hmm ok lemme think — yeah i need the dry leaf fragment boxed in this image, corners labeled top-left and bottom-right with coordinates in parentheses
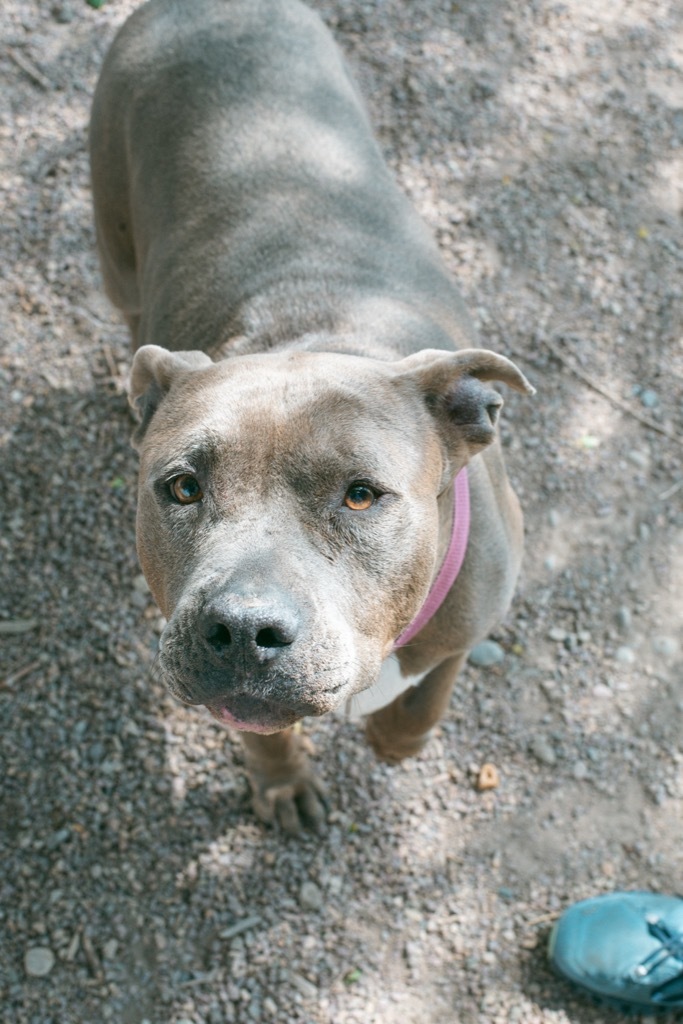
top-left (477, 763), bottom-right (500, 791)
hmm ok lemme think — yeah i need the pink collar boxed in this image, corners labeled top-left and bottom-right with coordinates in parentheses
top-left (394, 467), bottom-right (470, 648)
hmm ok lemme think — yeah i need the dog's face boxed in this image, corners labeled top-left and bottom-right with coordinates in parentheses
top-left (130, 345), bottom-right (532, 733)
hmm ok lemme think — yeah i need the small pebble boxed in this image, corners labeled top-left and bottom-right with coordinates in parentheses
top-left (102, 939), bottom-right (119, 960)
top-left (468, 640), bottom-right (505, 667)
top-left (615, 646), bottom-right (636, 665)
top-left (51, 2), bottom-right (74, 22)
top-left (300, 880), bottom-right (323, 912)
top-left (652, 636), bottom-right (678, 658)
top-left (289, 971), bottom-right (318, 1000)
top-left (547, 627), bottom-right (568, 642)
top-left (573, 761), bottom-right (589, 781)
top-left (472, 76), bottom-right (497, 99)
top-left (133, 573), bottom-right (150, 594)
top-left (25, 946), bottom-right (55, 977)
top-left (616, 606), bottom-right (632, 634)
top-left (628, 450), bottom-right (649, 469)
top-left (640, 389), bottom-right (659, 409)
top-left (530, 735), bottom-right (557, 766)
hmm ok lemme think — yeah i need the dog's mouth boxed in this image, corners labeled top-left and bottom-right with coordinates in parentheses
top-left (204, 694), bottom-right (322, 734)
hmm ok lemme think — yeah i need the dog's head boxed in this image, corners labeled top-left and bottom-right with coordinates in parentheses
top-left (129, 344), bottom-right (533, 732)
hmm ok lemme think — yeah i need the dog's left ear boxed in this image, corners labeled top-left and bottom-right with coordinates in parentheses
top-left (128, 345), bottom-right (214, 446)
top-left (395, 347), bottom-right (535, 466)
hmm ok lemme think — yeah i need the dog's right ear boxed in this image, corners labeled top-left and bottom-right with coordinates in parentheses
top-left (394, 347), bottom-right (535, 482)
top-left (128, 345), bottom-right (213, 446)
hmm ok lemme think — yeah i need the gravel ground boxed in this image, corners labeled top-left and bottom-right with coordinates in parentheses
top-left (1, 1), bottom-right (682, 1022)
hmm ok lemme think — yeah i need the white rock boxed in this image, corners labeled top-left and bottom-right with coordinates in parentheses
top-left (615, 646), bottom-right (636, 665)
top-left (24, 946), bottom-right (55, 977)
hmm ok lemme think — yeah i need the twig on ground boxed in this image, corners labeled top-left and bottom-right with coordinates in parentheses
top-left (102, 342), bottom-right (122, 384)
top-left (81, 930), bottom-right (104, 982)
top-left (526, 910), bottom-right (562, 928)
top-left (427, 772), bottom-right (452, 786)
top-left (7, 46), bottom-right (53, 91)
top-left (542, 334), bottom-right (683, 449)
top-left (73, 305), bottom-right (123, 331)
top-left (1, 659), bottom-right (42, 689)
top-left (659, 478), bottom-right (683, 501)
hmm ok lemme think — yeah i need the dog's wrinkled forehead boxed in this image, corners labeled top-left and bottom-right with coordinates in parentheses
top-left (141, 352), bottom-right (434, 488)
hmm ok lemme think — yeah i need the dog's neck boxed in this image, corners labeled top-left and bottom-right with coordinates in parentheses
top-left (394, 468), bottom-right (470, 648)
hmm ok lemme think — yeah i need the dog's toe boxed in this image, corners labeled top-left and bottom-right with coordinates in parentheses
top-left (251, 776), bottom-right (328, 834)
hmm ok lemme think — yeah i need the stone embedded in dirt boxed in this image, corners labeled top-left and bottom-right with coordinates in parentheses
top-left (133, 574), bottom-right (150, 594)
top-left (288, 971), bottom-right (318, 1000)
top-left (547, 627), bottom-right (568, 642)
top-left (616, 606), bottom-right (633, 634)
top-left (24, 946), bottom-right (55, 977)
top-left (468, 640), bottom-right (505, 667)
top-left (529, 735), bottom-right (557, 766)
top-left (299, 880), bottom-right (323, 912)
top-left (573, 761), bottom-right (589, 781)
top-left (615, 646), bottom-right (636, 665)
top-left (640, 389), bottom-right (659, 408)
top-left (652, 636), bottom-right (678, 659)
top-left (628, 449), bottom-right (650, 468)
top-left (51, 3), bottom-right (74, 23)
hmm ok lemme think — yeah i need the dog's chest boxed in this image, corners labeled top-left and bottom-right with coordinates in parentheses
top-left (342, 657), bottom-right (422, 720)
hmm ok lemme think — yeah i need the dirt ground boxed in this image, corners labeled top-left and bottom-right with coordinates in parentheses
top-left (1, 0), bottom-right (682, 1022)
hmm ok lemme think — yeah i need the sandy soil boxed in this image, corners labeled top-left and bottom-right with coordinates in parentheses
top-left (1, 0), bottom-right (682, 1022)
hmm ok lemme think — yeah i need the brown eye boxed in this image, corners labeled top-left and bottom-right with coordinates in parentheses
top-left (170, 474), bottom-right (203, 504)
top-left (344, 483), bottom-right (375, 511)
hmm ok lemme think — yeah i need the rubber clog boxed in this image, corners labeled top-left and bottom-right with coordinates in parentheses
top-left (549, 892), bottom-right (683, 1014)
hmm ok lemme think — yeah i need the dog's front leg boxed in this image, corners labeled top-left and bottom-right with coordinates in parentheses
top-left (240, 729), bottom-right (327, 833)
top-left (365, 654), bottom-right (465, 764)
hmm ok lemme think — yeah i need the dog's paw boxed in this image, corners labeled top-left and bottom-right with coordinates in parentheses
top-left (365, 714), bottom-right (427, 765)
top-left (250, 776), bottom-right (328, 833)
top-left (240, 729), bottom-right (328, 833)
top-left (249, 768), bottom-right (328, 834)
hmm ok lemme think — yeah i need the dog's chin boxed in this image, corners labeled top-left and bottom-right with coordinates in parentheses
top-left (203, 694), bottom-right (326, 734)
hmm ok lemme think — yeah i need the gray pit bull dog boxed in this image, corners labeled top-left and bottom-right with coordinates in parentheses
top-left (90, 0), bottom-right (534, 831)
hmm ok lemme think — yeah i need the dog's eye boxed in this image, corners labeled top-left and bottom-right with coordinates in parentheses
top-left (170, 474), bottom-right (203, 504)
top-left (343, 483), bottom-right (376, 511)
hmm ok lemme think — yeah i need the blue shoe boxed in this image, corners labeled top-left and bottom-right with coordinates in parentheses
top-left (549, 892), bottom-right (683, 1014)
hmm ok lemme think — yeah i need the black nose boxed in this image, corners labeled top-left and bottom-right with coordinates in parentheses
top-left (200, 591), bottom-right (300, 663)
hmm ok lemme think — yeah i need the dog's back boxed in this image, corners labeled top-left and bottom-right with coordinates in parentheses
top-left (90, 0), bottom-right (473, 356)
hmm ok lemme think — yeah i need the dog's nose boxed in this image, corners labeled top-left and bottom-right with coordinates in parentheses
top-left (200, 591), bottom-right (300, 663)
